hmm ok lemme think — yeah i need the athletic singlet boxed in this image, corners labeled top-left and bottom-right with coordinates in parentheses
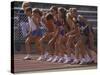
top-left (28, 17), bottom-right (37, 32)
top-left (77, 19), bottom-right (93, 36)
top-left (54, 20), bottom-right (65, 35)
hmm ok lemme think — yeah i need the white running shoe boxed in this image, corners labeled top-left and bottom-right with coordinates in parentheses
top-left (24, 54), bottom-right (32, 60)
top-left (37, 55), bottom-right (44, 61)
top-left (79, 58), bottom-right (87, 65)
top-left (71, 59), bottom-right (79, 64)
top-left (63, 57), bottom-right (71, 64)
top-left (71, 54), bottom-right (75, 60)
top-left (57, 57), bottom-right (63, 63)
top-left (51, 56), bottom-right (59, 63)
top-left (84, 55), bottom-right (91, 63)
top-left (46, 56), bottom-right (53, 62)
top-left (63, 54), bottom-right (71, 64)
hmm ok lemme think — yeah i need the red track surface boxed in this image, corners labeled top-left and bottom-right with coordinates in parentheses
top-left (13, 54), bottom-right (97, 73)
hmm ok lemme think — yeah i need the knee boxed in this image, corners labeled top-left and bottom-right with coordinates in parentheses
top-left (25, 38), bottom-right (31, 45)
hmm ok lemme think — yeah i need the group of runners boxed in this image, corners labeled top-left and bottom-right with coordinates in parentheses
top-left (21, 2), bottom-right (97, 64)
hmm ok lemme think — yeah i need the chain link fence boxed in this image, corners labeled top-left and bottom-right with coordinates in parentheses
top-left (14, 9), bottom-right (28, 52)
